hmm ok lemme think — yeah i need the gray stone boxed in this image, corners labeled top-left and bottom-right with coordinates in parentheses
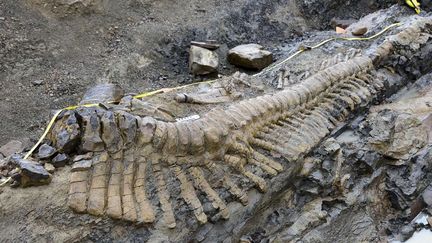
top-left (38, 144), bottom-right (56, 159)
top-left (323, 138), bottom-right (341, 154)
top-left (79, 83), bottom-right (124, 105)
top-left (51, 153), bottom-right (69, 167)
top-left (422, 186), bottom-right (432, 207)
top-left (191, 41), bottom-right (220, 50)
top-left (73, 152), bottom-right (93, 162)
top-left (352, 27), bottom-right (368, 36)
top-left (189, 45), bottom-right (219, 75)
top-left (11, 156), bottom-right (52, 187)
top-left (227, 44), bottom-right (273, 70)
top-left (0, 140), bottom-right (24, 157)
top-left (401, 225), bottom-right (415, 241)
top-left (31, 80), bottom-right (44, 86)
top-left (72, 160), bottom-right (92, 172)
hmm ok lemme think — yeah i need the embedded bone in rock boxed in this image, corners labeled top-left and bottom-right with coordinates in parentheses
top-left (175, 90), bottom-right (232, 104)
top-left (367, 89), bottom-right (432, 160)
top-left (46, 16), bottom-right (432, 238)
top-left (119, 96), bottom-right (176, 122)
top-left (175, 84), bottom-right (236, 104)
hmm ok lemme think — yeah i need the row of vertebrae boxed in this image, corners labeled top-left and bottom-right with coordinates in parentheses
top-left (54, 17), bottom-right (432, 228)
top-left (64, 55), bottom-right (378, 228)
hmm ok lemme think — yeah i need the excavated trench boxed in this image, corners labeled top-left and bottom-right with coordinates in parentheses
top-left (1, 1), bottom-right (432, 243)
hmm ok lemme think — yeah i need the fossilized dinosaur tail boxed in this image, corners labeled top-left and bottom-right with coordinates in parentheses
top-left (47, 17), bottom-right (432, 228)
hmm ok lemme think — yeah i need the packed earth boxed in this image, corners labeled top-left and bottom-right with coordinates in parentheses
top-left (1, 1), bottom-right (432, 242)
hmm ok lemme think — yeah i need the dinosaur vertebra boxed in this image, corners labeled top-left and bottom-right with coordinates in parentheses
top-left (46, 17), bottom-right (432, 228)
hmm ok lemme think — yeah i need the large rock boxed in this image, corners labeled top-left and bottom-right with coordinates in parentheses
top-left (80, 83), bottom-right (124, 105)
top-left (227, 44), bottom-right (273, 70)
top-left (0, 140), bottom-right (24, 157)
top-left (189, 45), bottom-right (219, 75)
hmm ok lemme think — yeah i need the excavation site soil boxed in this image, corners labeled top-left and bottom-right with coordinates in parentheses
top-left (1, 0), bottom-right (432, 242)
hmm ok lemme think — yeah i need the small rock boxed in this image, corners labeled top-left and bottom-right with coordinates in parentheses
top-left (227, 44), bottom-right (273, 70)
top-left (189, 45), bottom-right (219, 75)
top-left (352, 27), bottom-right (368, 36)
top-left (0, 140), bottom-right (24, 157)
top-left (44, 163), bottom-right (55, 173)
top-left (31, 80), bottom-right (44, 86)
top-left (51, 153), bottom-right (69, 167)
top-left (400, 225), bottom-right (415, 241)
top-left (322, 138), bottom-right (340, 154)
top-left (37, 144), bottom-right (56, 159)
top-left (73, 153), bottom-right (93, 163)
top-left (191, 41), bottom-right (220, 50)
top-left (310, 170), bottom-right (325, 185)
top-left (72, 160), bottom-right (92, 172)
top-left (422, 186), bottom-right (432, 206)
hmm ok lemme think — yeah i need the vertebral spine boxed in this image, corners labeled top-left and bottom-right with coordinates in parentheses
top-left (46, 17), bottom-right (432, 227)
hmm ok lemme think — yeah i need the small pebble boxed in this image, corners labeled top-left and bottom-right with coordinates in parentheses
top-left (44, 163), bottom-right (55, 173)
top-left (31, 80), bottom-right (44, 86)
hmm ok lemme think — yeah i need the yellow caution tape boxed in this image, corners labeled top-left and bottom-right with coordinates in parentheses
top-left (24, 22), bottom-right (401, 160)
top-left (23, 79), bottom-right (216, 159)
top-left (0, 177), bottom-right (12, 187)
top-left (24, 109), bottom-right (63, 159)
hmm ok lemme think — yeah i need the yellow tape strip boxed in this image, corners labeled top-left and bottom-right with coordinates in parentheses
top-left (24, 109), bottom-right (63, 159)
top-left (23, 79), bottom-right (215, 159)
top-left (23, 22), bottom-right (401, 160)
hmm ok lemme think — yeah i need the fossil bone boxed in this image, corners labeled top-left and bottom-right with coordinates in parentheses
top-left (45, 17), bottom-right (432, 228)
